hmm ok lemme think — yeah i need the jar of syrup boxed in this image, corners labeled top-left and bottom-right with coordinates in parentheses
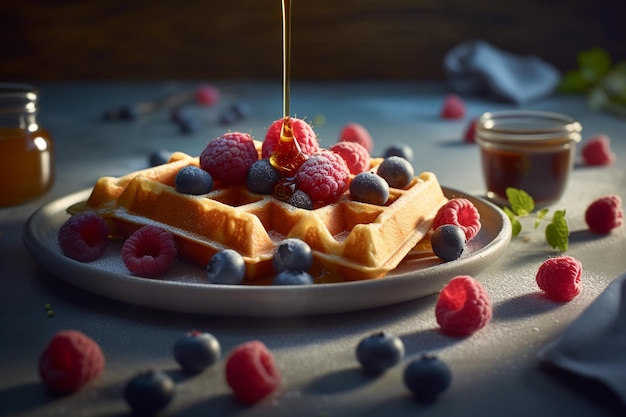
top-left (475, 110), bottom-right (581, 207)
top-left (0, 83), bottom-right (54, 207)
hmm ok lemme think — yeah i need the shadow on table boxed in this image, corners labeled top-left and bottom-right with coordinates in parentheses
top-left (0, 382), bottom-right (50, 416)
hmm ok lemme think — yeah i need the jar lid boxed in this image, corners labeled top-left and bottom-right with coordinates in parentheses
top-left (0, 83), bottom-right (38, 114)
top-left (476, 110), bottom-right (582, 148)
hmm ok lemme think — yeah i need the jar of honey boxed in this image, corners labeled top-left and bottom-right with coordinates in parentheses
top-left (0, 83), bottom-right (54, 207)
top-left (475, 110), bottom-right (582, 207)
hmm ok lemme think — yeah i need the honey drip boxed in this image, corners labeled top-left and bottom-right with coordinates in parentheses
top-left (269, 0), bottom-right (307, 175)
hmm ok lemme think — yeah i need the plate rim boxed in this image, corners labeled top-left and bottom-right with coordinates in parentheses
top-left (23, 187), bottom-right (511, 316)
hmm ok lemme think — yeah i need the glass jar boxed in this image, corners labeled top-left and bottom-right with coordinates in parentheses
top-left (0, 83), bottom-right (55, 207)
top-left (475, 110), bottom-right (582, 207)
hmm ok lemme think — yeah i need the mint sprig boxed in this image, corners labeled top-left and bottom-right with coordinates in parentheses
top-left (503, 188), bottom-right (569, 252)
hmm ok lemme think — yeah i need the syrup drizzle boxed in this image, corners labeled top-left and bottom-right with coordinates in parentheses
top-left (269, 0), bottom-right (307, 177)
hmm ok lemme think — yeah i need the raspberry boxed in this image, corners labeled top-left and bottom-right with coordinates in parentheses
top-left (535, 256), bottom-right (582, 301)
top-left (432, 198), bottom-right (481, 241)
top-left (338, 122), bottom-right (374, 152)
top-left (581, 134), bottom-right (615, 166)
top-left (463, 117), bottom-right (478, 143)
top-left (195, 84), bottom-right (220, 106)
top-left (435, 275), bottom-right (492, 336)
top-left (262, 118), bottom-right (320, 159)
top-left (585, 195), bottom-right (623, 234)
top-left (200, 132), bottom-right (259, 185)
top-left (225, 340), bottom-right (281, 404)
top-left (39, 330), bottom-right (105, 393)
top-left (58, 212), bottom-right (109, 262)
top-left (440, 94), bottom-right (466, 120)
top-left (330, 141), bottom-right (370, 174)
top-left (122, 225), bottom-right (177, 277)
top-left (295, 151), bottom-right (350, 204)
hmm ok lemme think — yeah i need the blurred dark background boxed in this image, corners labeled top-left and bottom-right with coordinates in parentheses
top-left (1, 0), bottom-right (624, 81)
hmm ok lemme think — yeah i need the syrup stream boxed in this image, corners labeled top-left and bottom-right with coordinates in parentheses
top-left (270, 0), bottom-right (307, 176)
top-left (282, 0), bottom-right (291, 119)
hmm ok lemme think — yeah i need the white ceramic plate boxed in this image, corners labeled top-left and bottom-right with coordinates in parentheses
top-left (23, 187), bottom-right (511, 317)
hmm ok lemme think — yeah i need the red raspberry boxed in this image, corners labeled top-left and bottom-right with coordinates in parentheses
top-left (200, 132), bottom-right (259, 185)
top-left (463, 117), bottom-right (478, 143)
top-left (122, 225), bottom-right (177, 277)
top-left (435, 275), bottom-right (492, 336)
top-left (58, 212), bottom-right (109, 262)
top-left (39, 330), bottom-right (105, 393)
top-left (195, 84), bottom-right (221, 106)
top-left (330, 141), bottom-right (371, 174)
top-left (585, 195), bottom-right (623, 234)
top-left (535, 256), bottom-right (582, 302)
top-left (581, 134), bottom-right (616, 166)
top-left (296, 151), bottom-right (350, 204)
top-left (440, 94), bottom-right (466, 120)
top-left (225, 340), bottom-right (281, 404)
top-left (432, 198), bottom-right (481, 241)
top-left (262, 118), bottom-right (320, 159)
top-left (338, 122), bottom-right (374, 152)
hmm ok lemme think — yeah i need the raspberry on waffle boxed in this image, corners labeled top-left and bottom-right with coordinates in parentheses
top-left (70, 152), bottom-right (447, 282)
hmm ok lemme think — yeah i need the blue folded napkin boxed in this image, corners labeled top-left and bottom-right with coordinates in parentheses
top-left (444, 40), bottom-right (561, 104)
top-left (537, 272), bottom-right (626, 406)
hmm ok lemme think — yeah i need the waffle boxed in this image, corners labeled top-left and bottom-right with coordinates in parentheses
top-left (71, 151), bottom-right (447, 282)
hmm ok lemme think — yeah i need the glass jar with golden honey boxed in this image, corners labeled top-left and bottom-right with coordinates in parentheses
top-left (0, 83), bottom-right (54, 207)
top-left (475, 110), bottom-right (582, 207)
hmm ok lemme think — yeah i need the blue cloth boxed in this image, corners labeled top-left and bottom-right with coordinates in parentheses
top-left (444, 40), bottom-right (561, 104)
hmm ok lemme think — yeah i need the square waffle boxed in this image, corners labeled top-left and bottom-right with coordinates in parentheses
top-left (71, 151), bottom-right (448, 282)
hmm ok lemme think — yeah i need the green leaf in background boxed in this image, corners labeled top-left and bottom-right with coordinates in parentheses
top-left (559, 70), bottom-right (590, 93)
top-left (578, 47), bottom-right (612, 84)
top-left (534, 208), bottom-right (550, 229)
top-left (545, 210), bottom-right (569, 252)
top-left (559, 47), bottom-right (626, 117)
top-left (505, 188), bottom-right (534, 216)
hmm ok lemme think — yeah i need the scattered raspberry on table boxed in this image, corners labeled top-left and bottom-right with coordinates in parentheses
top-left (581, 134), bottom-right (616, 166)
top-left (435, 275), bottom-right (492, 336)
top-left (585, 195), bottom-right (623, 234)
top-left (39, 330), bottom-right (105, 393)
top-left (225, 340), bottom-right (281, 404)
top-left (535, 256), bottom-right (582, 302)
top-left (440, 94), bottom-right (466, 120)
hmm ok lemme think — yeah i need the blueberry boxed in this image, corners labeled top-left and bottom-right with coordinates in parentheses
top-left (377, 156), bottom-right (415, 189)
top-left (383, 143), bottom-right (414, 163)
top-left (175, 166), bottom-right (214, 195)
top-left (356, 331), bottom-right (405, 374)
top-left (350, 171), bottom-right (390, 205)
top-left (272, 270), bottom-right (314, 285)
top-left (403, 354), bottom-right (452, 401)
top-left (431, 224), bottom-right (466, 262)
top-left (149, 149), bottom-right (173, 167)
top-left (173, 331), bottom-right (221, 373)
top-left (231, 101), bottom-right (252, 118)
top-left (285, 189), bottom-right (314, 210)
top-left (206, 249), bottom-right (246, 285)
top-left (272, 238), bottom-right (313, 273)
top-left (124, 370), bottom-right (175, 416)
top-left (177, 116), bottom-right (201, 134)
top-left (218, 102), bottom-right (251, 125)
top-left (247, 159), bottom-right (282, 194)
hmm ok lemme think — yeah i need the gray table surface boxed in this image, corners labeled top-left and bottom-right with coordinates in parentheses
top-left (1, 81), bottom-right (625, 417)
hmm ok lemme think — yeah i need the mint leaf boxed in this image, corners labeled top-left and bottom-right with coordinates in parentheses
top-left (545, 210), bottom-right (569, 252)
top-left (558, 70), bottom-right (590, 93)
top-left (578, 48), bottom-right (612, 84)
top-left (534, 208), bottom-right (549, 229)
top-left (511, 217), bottom-right (522, 237)
top-left (505, 188), bottom-right (534, 216)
